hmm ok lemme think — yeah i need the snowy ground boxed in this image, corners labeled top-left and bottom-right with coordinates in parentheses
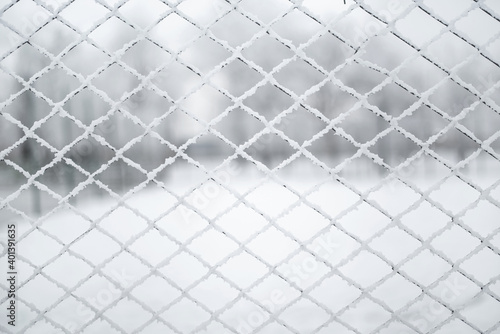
top-left (1, 167), bottom-right (500, 334)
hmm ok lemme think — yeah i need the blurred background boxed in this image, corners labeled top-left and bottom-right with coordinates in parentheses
top-left (1, 0), bottom-right (500, 218)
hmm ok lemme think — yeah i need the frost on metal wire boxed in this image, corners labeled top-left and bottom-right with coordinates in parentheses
top-left (0, 0), bottom-right (500, 333)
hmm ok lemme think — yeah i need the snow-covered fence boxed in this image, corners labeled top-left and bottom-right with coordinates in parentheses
top-left (1, 0), bottom-right (500, 333)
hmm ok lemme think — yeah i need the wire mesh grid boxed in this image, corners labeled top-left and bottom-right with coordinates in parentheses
top-left (0, 0), bottom-right (500, 333)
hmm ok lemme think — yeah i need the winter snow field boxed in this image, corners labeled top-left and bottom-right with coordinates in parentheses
top-left (1, 164), bottom-right (500, 334)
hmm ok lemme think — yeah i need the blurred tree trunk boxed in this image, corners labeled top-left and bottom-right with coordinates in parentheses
top-left (18, 85), bottom-right (42, 215)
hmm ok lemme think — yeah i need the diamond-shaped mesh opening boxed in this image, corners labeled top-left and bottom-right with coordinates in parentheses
top-left (397, 153), bottom-right (450, 191)
top-left (95, 112), bottom-right (144, 149)
top-left (460, 293), bottom-right (500, 332)
top-left (1, 43), bottom-right (51, 81)
top-left (131, 274), bottom-right (181, 312)
top-left (339, 202), bottom-right (391, 240)
top-left (100, 207), bottom-right (148, 243)
top-left (104, 298), bottom-right (152, 332)
top-left (247, 226), bottom-right (299, 265)
top-left (460, 248), bottom-right (500, 285)
top-left (241, 0), bottom-right (291, 24)
top-left (211, 58), bottom-right (264, 97)
top-left (308, 129), bottom-right (358, 168)
top-left (280, 298), bottom-right (330, 332)
top-left (95, 158), bottom-right (148, 193)
top-left (371, 273), bottom-right (421, 311)
top-left (368, 82), bottom-right (418, 117)
top-left (180, 35), bottom-right (231, 74)
top-left (275, 106), bottom-right (326, 144)
top-left (424, 0), bottom-right (473, 23)
top-left (210, 10), bottom-right (261, 48)
top-left (342, 299), bottom-right (392, 333)
top-left (33, 67), bottom-right (81, 102)
top-left (61, 41), bottom-right (110, 77)
top-left (430, 127), bottom-right (480, 165)
top-left (243, 82), bottom-right (295, 120)
top-left (397, 55), bottom-right (448, 93)
top-left (65, 136), bottom-right (115, 173)
top-left (427, 30), bottom-right (477, 69)
top-left (333, 7), bottom-right (385, 48)
top-left (122, 39), bottom-right (172, 76)
top-left (275, 58), bottom-right (325, 96)
top-left (460, 150), bottom-right (500, 189)
top-left (2, 90), bottom-right (52, 127)
top-left (245, 133), bottom-right (296, 169)
top-left (154, 109), bottom-right (204, 146)
top-left (69, 229), bottom-right (121, 265)
top-left (152, 62), bottom-right (203, 101)
top-left (457, 55), bottom-right (500, 93)
top-left (59, 0), bottom-right (109, 31)
top-left (459, 103), bottom-right (500, 141)
top-left (185, 132), bottom-right (234, 168)
top-left (123, 133), bottom-right (175, 171)
top-left (306, 33), bottom-right (351, 72)
top-left (401, 295), bottom-right (452, 332)
top-left (92, 63), bottom-right (140, 102)
top-left (402, 201), bottom-right (451, 239)
top-left (310, 275), bottom-right (361, 312)
top-left (461, 200), bottom-right (500, 238)
top-left (303, 0), bottom-right (352, 22)
top-left (43, 253), bottom-right (93, 289)
top-left (399, 105), bottom-right (449, 142)
top-left (361, 32), bottom-right (417, 71)
top-left (39, 209), bottom-right (91, 244)
top-left (396, 7), bottom-right (445, 48)
top-left (35, 114), bottom-right (84, 150)
top-left (339, 107), bottom-right (390, 143)
top-left (306, 82), bottom-right (358, 119)
top-left (1, 0), bottom-right (52, 36)
top-left (400, 249), bottom-right (452, 287)
top-left (337, 62), bottom-right (388, 95)
top-left (430, 175), bottom-right (481, 214)
top-left (18, 274), bottom-right (66, 311)
top-left (2, 1), bottom-right (500, 333)
top-left (273, 9), bottom-right (323, 46)
top-left (119, 0), bottom-right (169, 29)
top-left (64, 87), bottom-right (111, 124)
top-left (340, 154), bottom-right (391, 191)
top-left (367, 179), bottom-right (421, 216)
top-left (213, 107), bottom-right (264, 146)
top-left (215, 204), bottom-right (267, 242)
top-left (182, 84), bottom-right (233, 123)
top-left (88, 16), bottom-right (138, 54)
top-left (219, 251), bottom-right (268, 288)
top-left (178, 0), bottom-right (230, 26)
top-left (369, 130), bottom-right (421, 167)
top-left (6, 137), bottom-right (54, 174)
top-left (242, 34), bottom-right (295, 73)
top-left (35, 160), bottom-right (87, 196)
top-left (432, 225), bottom-right (481, 262)
top-left (190, 274), bottom-right (239, 311)
top-left (18, 229), bottom-right (63, 266)
top-left (121, 88), bottom-right (173, 124)
top-left (31, 19), bottom-right (80, 56)
top-left (149, 13), bottom-right (202, 52)
top-left (428, 79), bottom-right (477, 117)
top-left (456, 8), bottom-right (500, 46)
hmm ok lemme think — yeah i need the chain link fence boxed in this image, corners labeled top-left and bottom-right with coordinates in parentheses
top-left (1, 0), bottom-right (500, 333)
